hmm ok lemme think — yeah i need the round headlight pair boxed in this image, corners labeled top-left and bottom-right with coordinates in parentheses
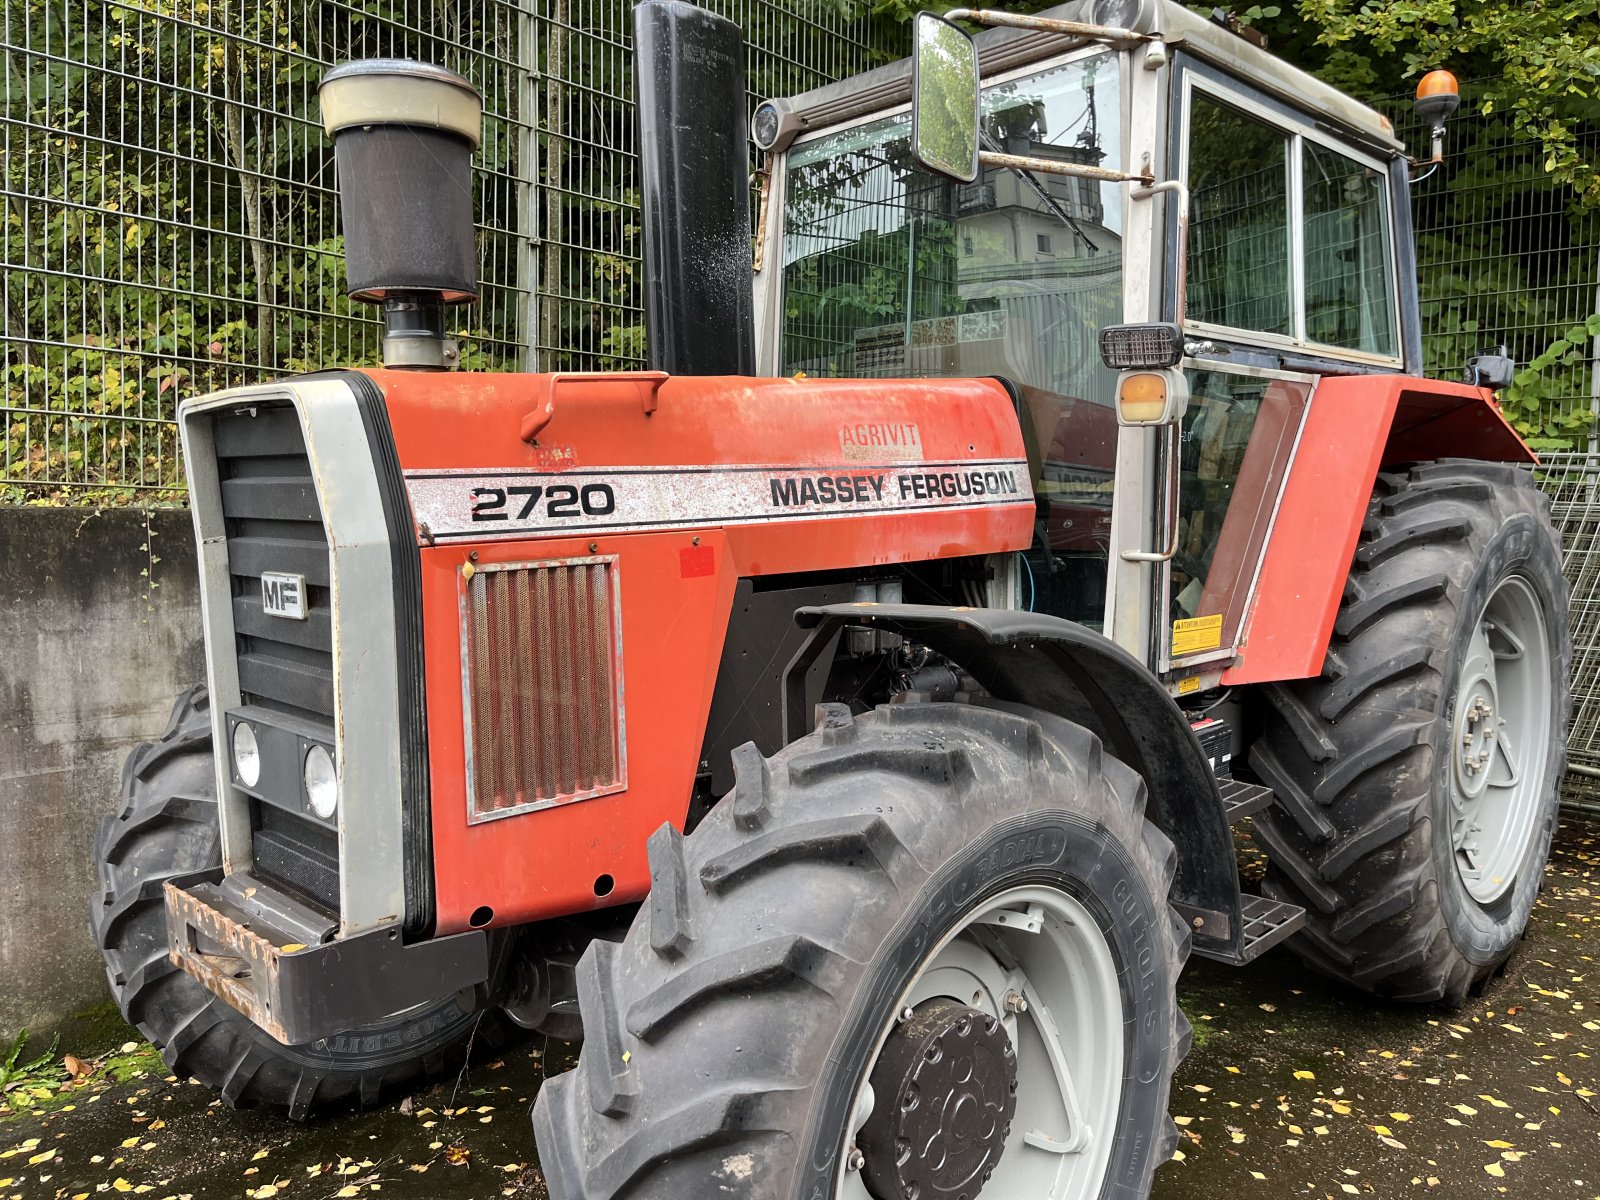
top-left (230, 722), bottom-right (337, 821)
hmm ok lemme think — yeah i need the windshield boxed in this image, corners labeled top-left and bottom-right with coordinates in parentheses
top-left (778, 51), bottom-right (1125, 625)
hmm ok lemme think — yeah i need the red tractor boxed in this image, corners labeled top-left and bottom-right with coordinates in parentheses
top-left (91, 3), bottom-right (1569, 1198)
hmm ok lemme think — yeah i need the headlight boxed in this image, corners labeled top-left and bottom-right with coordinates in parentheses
top-left (751, 101), bottom-right (782, 150)
top-left (304, 744), bottom-right (339, 820)
top-left (232, 721), bottom-right (262, 787)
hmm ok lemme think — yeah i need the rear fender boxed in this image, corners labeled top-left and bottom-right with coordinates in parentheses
top-left (787, 603), bottom-right (1244, 960)
top-left (1225, 376), bottom-right (1535, 687)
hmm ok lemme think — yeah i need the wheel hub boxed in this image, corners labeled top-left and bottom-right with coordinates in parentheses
top-left (858, 998), bottom-right (1017, 1200)
top-left (1453, 677), bottom-right (1498, 800)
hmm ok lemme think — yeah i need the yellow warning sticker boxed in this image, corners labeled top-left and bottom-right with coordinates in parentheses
top-left (1176, 675), bottom-right (1201, 695)
top-left (1171, 613), bottom-right (1224, 657)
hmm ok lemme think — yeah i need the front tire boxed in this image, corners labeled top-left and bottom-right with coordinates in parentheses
top-left (533, 701), bottom-right (1189, 1199)
top-left (1249, 460), bottom-right (1570, 1004)
top-left (90, 685), bottom-right (496, 1118)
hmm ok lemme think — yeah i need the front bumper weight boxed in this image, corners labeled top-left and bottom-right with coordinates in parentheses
top-left (164, 876), bottom-right (487, 1046)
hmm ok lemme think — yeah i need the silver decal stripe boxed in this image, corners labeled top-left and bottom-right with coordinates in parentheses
top-left (404, 459), bottom-right (1031, 541)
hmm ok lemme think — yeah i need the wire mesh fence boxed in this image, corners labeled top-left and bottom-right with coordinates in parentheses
top-left (1399, 85), bottom-right (1600, 446)
top-left (1538, 453), bottom-right (1600, 810)
top-left (1, 0), bottom-right (897, 500)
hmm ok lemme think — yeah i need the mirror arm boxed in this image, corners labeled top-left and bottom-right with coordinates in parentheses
top-left (979, 131), bottom-right (1100, 253)
top-left (978, 150), bottom-right (1152, 186)
top-left (944, 8), bottom-right (1152, 43)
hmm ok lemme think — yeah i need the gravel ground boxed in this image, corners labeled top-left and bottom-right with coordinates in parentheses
top-left (4, 815), bottom-right (1597, 1200)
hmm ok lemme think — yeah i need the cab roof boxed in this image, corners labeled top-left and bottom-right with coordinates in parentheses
top-left (765, 0), bottom-right (1404, 158)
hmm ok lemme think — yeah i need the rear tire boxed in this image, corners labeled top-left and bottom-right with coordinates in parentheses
top-left (90, 685), bottom-right (496, 1118)
top-left (1249, 460), bottom-right (1569, 1005)
top-left (532, 701), bottom-right (1189, 1199)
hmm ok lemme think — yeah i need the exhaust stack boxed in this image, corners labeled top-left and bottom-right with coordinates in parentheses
top-left (633, 0), bottom-right (756, 376)
top-left (319, 60), bottom-right (482, 370)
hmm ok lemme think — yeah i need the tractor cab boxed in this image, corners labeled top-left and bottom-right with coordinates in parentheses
top-left (752, 0), bottom-right (1422, 690)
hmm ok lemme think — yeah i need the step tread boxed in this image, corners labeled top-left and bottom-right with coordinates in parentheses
top-left (1218, 777), bottom-right (1275, 823)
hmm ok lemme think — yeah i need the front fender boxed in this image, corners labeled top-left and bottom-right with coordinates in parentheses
top-left (787, 603), bottom-right (1244, 961)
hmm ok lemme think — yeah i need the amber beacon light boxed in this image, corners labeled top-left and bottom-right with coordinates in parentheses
top-left (1414, 69), bottom-right (1460, 165)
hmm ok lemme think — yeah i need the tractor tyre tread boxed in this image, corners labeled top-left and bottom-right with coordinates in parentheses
top-left (91, 686), bottom-right (501, 1119)
top-left (533, 701), bottom-right (1188, 1200)
top-left (1250, 459), bottom-right (1570, 1006)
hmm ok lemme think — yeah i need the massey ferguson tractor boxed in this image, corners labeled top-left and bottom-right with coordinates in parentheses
top-left (89, 2), bottom-right (1570, 1198)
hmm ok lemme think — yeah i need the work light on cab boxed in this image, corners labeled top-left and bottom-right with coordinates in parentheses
top-left (1099, 322), bottom-right (1184, 370)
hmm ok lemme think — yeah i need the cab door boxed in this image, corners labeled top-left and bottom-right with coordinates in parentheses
top-left (1153, 57), bottom-right (1404, 689)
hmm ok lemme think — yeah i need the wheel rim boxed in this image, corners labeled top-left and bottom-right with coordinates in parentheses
top-left (1449, 574), bottom-right (1552, 905)
top-left (834, 885), bottom-right (1125, 1200)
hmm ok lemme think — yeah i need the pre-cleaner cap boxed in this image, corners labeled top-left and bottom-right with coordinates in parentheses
top-left (319, 59), bottom-right (482, 149)
top-left (318, 58), bottom-right (482, 307)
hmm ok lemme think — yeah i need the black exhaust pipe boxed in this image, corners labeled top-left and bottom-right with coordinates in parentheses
top-left (632, 0), bottom-right (756, 377)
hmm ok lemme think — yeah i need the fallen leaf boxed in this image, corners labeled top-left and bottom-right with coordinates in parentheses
top-left (1293, 1070), bottom-right (1315, 1081)
top-left (1484, 1163), bottom-right (1505, 1178)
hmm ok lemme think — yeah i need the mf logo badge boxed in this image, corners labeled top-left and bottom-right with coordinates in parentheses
top-left (261, 572), bottom-right (308, 620)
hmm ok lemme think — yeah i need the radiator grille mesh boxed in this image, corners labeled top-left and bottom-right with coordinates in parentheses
top-left (462, 557), bottom-right (624, 821)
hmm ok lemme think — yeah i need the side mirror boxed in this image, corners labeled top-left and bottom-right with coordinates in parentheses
top-left (911, 11), bottom-right (981, 183)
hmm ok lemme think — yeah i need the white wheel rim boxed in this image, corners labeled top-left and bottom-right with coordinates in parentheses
top-left (1450, 574), bottom-right (1552, 905)
top-left (835, 884), bottom-right (1125, 1200)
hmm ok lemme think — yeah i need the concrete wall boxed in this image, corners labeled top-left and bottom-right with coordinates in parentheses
top-left (0, 508), bottom-right (204, 1038)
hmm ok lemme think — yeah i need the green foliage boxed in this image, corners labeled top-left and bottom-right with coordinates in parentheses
top-left (3, 0), bottom-right (523, 497)
top-left (0, 1030), bottom-right (60, 1112)
top-left (1505, 314), bottom-right (1600, 448)
top-left (1280, 0), bottom-right (1600, 205)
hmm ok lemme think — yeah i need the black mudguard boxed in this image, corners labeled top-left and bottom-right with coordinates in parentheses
top-left (787, 603), bottom-right (1244, 961)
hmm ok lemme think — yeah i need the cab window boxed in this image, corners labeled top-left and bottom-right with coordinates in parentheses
top-left (1186, 96), bottom-right (1291, 336)
top-left (1182, 84), bottom-right (1399, 359)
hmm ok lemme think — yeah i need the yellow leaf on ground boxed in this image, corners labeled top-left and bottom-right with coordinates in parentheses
top-left (1484, 1163), bottom-right (1505, 1178)
top-left (1293, 1070), bottom-right (1315, 1081)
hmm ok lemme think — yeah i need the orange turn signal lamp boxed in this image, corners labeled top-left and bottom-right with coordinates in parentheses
top-left (1116, 367), bottom-right (1189, 427)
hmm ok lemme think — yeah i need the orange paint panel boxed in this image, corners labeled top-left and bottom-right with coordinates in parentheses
top-left (381, 371), bottom-right (1034, 930)
top-left (423, 528), bottom-right (739, 933)
top-left (1223, 376), bottom-right (1400, 686)
top-left (1225, 375), bottom-right (1535, 686)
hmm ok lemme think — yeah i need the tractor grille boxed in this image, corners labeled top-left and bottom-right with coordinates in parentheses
top-left (213, 403), bottom-right (340, 912)
top-left (461, 557), bottom-right (625, 822)
top-left (214, 405), bottom-right (334, 722)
